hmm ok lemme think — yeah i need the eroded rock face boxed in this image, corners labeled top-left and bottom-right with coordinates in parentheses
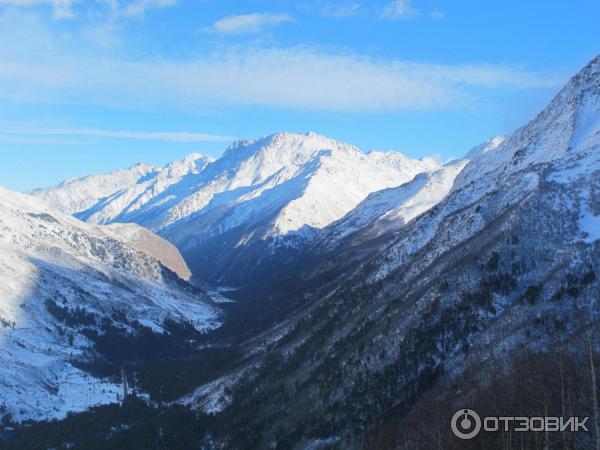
top-left (106, 223), bottom-right (192, 281)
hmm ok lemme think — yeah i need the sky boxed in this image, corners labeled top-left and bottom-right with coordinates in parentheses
top-left (0, 0), bottom-right (599, 191)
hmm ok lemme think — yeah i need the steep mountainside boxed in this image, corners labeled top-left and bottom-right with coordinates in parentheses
top-left (0, 186), bottom-right (219, 423)
top-left (186, 56), bottom-right (600, 449)
top-left (35, 133), bottom-right (439, 286)
top-left (314, 158), bottom-right (470, 251)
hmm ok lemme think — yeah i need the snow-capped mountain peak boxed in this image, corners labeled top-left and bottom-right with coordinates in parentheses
top-left (220, 131), bottom-right (363, 178)
top-left (464, 135), bottom-right (506, 159)
top-left (455, 56), bottom-right (600, 195)
top-left (164, 153), bottom-right (214, 178)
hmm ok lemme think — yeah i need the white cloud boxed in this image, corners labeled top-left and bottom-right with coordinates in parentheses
top-left (0, 122), bottom-right (233, 142)
top-left (0, 0), bottom-right (76, 19)
top-left (381, 0), bottom-right (419, 20)
top-left (0, 134), bottom-right (85, 145)
top-left (209, 13), bottom-right (293, 35)
top-left (0, 0), bottom-right (178, 19)
top-left (321, 3), bottom-right (360, 18)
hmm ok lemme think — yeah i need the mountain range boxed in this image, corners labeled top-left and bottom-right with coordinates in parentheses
top-left (33, 132), bottom-right (439, 286)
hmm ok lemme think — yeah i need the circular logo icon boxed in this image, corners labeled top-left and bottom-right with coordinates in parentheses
top-left (451, 409), bottom-right (481, 440)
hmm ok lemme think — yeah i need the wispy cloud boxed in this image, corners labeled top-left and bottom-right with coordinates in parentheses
top-left (0, 0), bottom-right (179, 19)
top-left (208, 12), bottom-right (293, 35)
top-left (381, 0), bottom-right (419, 20)
top-left (0, 134), bottom-right (85, 145)
top-left (0, 11), bottom-right (562, 113)
top-left (0, 0), bottom-right (76, 19)
top-left (321, 2), bottom-right (360, 18)
top-left (122, 0), bottom-right (178, 18)
top-left (0, 48), bottom-right (561, 112)
top-left (0, 123), bottom-right (234, 143)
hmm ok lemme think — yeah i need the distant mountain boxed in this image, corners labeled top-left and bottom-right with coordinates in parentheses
top-left (35, 132), bottom-right (439, 286)
top-left (33, 154), bottom-right (214, 224)
top-left (0, 186), bottom-right (219, 422)
top-left (182, 55), bottom-right (600, 448)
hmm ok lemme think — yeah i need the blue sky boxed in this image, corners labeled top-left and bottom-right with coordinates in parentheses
top-left (0, 0), bottom-right (598, 191)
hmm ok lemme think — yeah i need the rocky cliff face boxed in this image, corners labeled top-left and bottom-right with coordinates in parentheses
top-left (105, 223), bottom-right (192, 281)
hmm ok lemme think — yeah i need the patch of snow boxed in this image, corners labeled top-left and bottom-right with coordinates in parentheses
top-left (181, 376), bottom-right (234, 415)
top-left (579, 205), bottom-right (600, 243)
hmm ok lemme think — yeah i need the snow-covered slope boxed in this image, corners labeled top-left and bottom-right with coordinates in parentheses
top-left (316, 158), bottom-right (469, 249)
top-left (36, 132), bottom-right (439, 285)
top-left (456, 57), bottom-right (600, 192)
top-left (311, 136), bottom-right (505, 253)
top-left (0, 186), bottom-right (219, 422)
top-left (33, 162), bottom-right (161, 216)
top-left (33, 153), bottom-right (214, 223)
